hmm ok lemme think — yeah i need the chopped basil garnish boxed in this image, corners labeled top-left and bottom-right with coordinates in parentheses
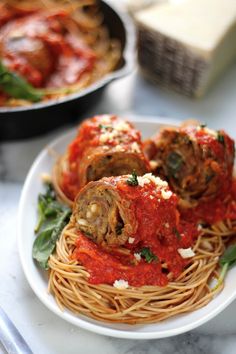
top-left (200, 123), bottom-right (207, 128)
top-left (98, 124), bottom-right (112, 130)
top-left (126, 171), bottom-right (138, 186)
top-left (166, 152), bottom-right (183, 178)
top-left (140, 247), bottom-right (158, 263)
top-left (217, 132), bottom-right (225, 145)
top-left (173, 227), bottom-right (181, 240)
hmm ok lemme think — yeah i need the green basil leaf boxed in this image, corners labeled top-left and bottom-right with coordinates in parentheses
top-left (173, 227), bottom-right (181, 240)
top-left (0, 61), bottom-right (43, 102)
top-left (34, 198), bottom-right (46, 233)
top-left (220, 244), bottom-right (236, 268)
top-left (33, 183), bottom-right (72, 269)
top-left (140, 247), bottom-right (158, 263)
top-left (217, 131), bottom-right (225, 146)
top-left (126, 171), bottom-right (138, 186)
top-left (44, 201), bottom-right (68, 217)
top-left (34, 184), bottom-right (57, 233)
top-left (32, 209), bottom-right (71, 269)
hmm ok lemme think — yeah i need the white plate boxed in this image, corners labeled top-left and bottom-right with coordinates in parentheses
top-left (17, 116), bottom-right (236, 339)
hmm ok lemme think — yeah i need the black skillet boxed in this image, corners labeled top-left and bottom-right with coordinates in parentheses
top-left (0, 1), bottom-right (136, 141)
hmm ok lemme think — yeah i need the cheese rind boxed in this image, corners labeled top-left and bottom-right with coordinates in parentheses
top-left (135, 0), bottom-right (236, 97)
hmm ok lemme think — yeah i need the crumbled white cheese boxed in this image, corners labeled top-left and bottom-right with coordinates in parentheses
top-left (113, 279), bottom-right (129, 289)
top-left (134, 253), bottom-right (141, 261)
top-left (128, 237), bottom-right (135, 244)
top-left (136, 173), bottom-right (168, 188)
top-left (137, 175), bottom-right (151, 187)
top-left (115, 121), bottom-right (130, 131)
top-left (197, 224), bottom-right (203, 231)
top-left (131, 142), bottom-right (141, 153)
top-left (161, 189), bottom-right (172, 200)
top-left (165, 222), bottom-right (169, 228)
top-left (147, 173), bottom-right (168, 187)
top-left (100, 129), bottom-right (120, 143)
top-left (115, 145), bottom-right (125, 152)
top-left (99, 115), bottom-right (112, 124)
top-left (77, 218), bottom-right (89, 226)
top-left (178, 248), bottom-right (196, 258)
top-left (150, 195), bottom-right (154, 200)
top-left (99, 133), bottom-right (109, 143)
top-left (99, 119), bottom-right (132, 143)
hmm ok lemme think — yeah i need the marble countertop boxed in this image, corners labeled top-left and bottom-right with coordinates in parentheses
top-left (1, 63), bottom-right (236, 352)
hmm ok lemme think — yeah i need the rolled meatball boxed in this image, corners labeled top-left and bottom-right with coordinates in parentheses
top-left (146, 124), bottom-right (235, 207)
top-left (71, 173), bottom-right (199, 287)
top-left (54, 115), bottom-right (150, 205)
top-left (0, 13), bottom-right (57, 86)
top-left (72, 173), bottom-right (179, 247)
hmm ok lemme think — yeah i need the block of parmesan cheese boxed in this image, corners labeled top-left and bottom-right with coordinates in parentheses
top-left (135, 0), bottom-right (236, 97)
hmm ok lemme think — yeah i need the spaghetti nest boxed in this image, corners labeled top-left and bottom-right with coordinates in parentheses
top-left (48, 220), bottom-right (235, 324)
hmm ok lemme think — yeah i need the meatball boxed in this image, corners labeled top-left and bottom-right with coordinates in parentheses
top-left (147, 125), bottom-right (235, 207)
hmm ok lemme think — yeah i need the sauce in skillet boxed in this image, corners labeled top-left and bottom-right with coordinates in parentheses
top-left (0, 5), bottom-right (96, 99)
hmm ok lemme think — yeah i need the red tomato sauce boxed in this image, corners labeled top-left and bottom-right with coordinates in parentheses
top-left (180, 179), bottom-right (236, 225)
top-left (70, 125), bottom-right (235, 287)
top-left (0, 4), bottom-right (37, 27)
top-left (74, 233), bottom-right (169, 287)
top-left (0, 6), bottom-right (96, 99)
top-left (185, 127), bottom-right (234, 199)
top-left (61, 115), bottom-right (148, 201)
top-left (73, 178), bottom-right (198, 287)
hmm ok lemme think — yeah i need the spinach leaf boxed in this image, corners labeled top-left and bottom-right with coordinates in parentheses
top-left (166, 152), bottom-right (183, 178)
top-left (140, 247), bottom-right (158, 263)
top-left (0, 61), bottom-right (43, 102)
top-left (33, 183), bottom-right (72, 269)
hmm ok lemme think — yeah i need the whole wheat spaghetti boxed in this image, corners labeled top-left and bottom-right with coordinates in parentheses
top-left (32, 118), bottom-right (236, 325)
top-left (47, 173), bottom-right (236, 324)
top-left (48, 222), bottom-right (234, 324)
